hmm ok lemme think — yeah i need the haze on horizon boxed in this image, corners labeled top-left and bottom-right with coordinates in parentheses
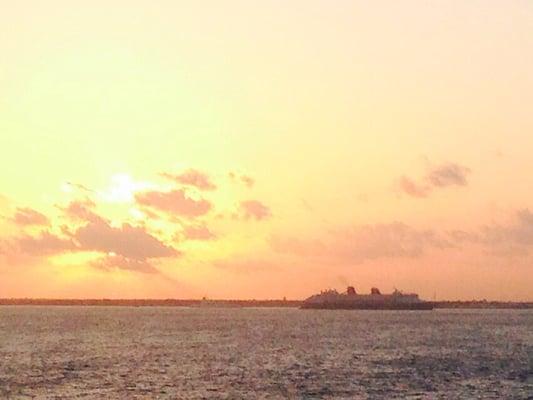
top-left (1, 1), bottom-right (532, 301)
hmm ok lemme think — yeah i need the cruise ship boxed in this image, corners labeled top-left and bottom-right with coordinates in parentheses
top-left (302, 286), bottom-right (433, 310)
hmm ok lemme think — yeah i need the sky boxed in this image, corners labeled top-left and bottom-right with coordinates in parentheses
top-left (1, 1), bottom-right (532, 300)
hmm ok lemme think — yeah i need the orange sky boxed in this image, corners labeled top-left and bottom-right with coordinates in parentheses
top-left (1, 1), bottom-right (532, 300)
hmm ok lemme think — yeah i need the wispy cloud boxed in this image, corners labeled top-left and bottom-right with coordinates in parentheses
top-left (400, 162), bottom-right (471, 198)
top-left (399, 177), bottom-right (430, 198)
top-left (182, 224), bottom-right (217, 241)
top-left (135, 189), bottom-right (212, 218)
top-left (161, 169), bottom-right (216, 191)
top-left (10, 207), bottom-right (50, 227)
top-left (15, 231), bottom-right (75, 256)
top-left (271, 222), bottom-right (449, 264)
top-left (477, 209), bottom-right (533, 257)
top-left (427, 163), bottom-right (470, 188)
top-left (58, 199), bottom-right (107, 224)
top-left (239, 200), bottom-right (271, 221)
top-left (229, 172), bottom-right (255, 188)
top-left (91, 254), bottom-right (159, 274)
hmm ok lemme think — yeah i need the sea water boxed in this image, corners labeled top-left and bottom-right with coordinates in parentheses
top-left (0, 307), bottom-right (531, 399)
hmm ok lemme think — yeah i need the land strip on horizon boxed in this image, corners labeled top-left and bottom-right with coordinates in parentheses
top-left (1, 299), bottom-right (532, 309)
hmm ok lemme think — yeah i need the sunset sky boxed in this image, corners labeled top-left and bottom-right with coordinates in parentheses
top-left (1, 1), bottom-right (532, 300)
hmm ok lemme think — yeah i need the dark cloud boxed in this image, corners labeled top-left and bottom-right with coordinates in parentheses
top-left (239, 200), bottom-right (271, 221)
top-left (160, 169), bottom-right (216, 191)
top-left (11, 207), bottom-right (50, 226)
top-left (136, 189), bottom-right (211, 218)
top-left (400, 162), bottom-right (470, 198)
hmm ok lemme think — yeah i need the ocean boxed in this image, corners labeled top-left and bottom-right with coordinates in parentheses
top-left (0, 307), bottom-right (531, 399)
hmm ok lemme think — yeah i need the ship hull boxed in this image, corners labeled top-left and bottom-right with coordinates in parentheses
top-left (301, 302), bottom-right (434, 310)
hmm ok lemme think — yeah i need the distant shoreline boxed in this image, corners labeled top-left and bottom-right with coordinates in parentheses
top-left (1, 299), bottom-right (532, 309)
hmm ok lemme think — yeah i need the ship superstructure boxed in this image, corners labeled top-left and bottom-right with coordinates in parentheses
top-left (302, 286), bottom-right (433, 310)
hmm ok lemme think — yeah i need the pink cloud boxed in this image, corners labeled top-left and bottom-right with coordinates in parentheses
top-left (239, 200), bottom-right (271, 221)
top-left (161, 169), bottom-right (216, 191)
top-left (16, 231), bottom-right (75, 256)
top-left (91, 254), bottom-right (158, 274)
top-left (2, 217), bottom-right (179, 273)
top-left (182, 224), bottom-right (216, 241)
top-left (135, 189), bottom-right (212, 218)
top-left (271, 222), bottom-right (449, 264)
top-left (73, 221), bottom-right (179, 261)
top-left (399, 177), bottom-right (429, 198)
top-left (59, 199), bottom-right (107, 224)
top-left (11, 207), bottom-right (50, 226)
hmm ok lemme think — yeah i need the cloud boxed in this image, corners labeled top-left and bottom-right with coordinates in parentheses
top-left (135, 189), bottom-right (212, 218)
top-left (16, 231), bottom-right (75, 256)
top-left (229, 172), bottom-right (255, 188)
top-left (240, 175), bottom-right (255, 188)
top-left (270, 208), bottom-right (533, 266)
top-left (447, 229), bottom-right (480, 245)
top-left (62, 181), bottom-right (94, 194)
top-left (139, 207), bottom-right (161, 220)
top-left (59, 199), bottom-right (107, 224)
top-left (427, 163), bottom-right (470, 188)
top-left (73, 220), bottom-right (179, 261)
top-left (182, 224), bottom-right (216, 241)
top-left (91, 254), bottom-right (158, 274)
top-left (2, 216), bottom-right (178, 272)
top-left (477, 209), bottom-right (533, 256)
top-left (161, 169), bottom-right (216, 191)
top-left (239, 200), bottom-right (271, 221)
top-left (271, 222), bottom-right (448, 264)
top-left (400, 162), bottom-right (470, 198)
top-left (399, 177), bottom-right (429, 198)
top-left (11, 207), bottom-right (50, 226)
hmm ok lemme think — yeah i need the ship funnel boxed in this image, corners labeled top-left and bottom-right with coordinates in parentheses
top-left (371, 287), bottom-right (381, 295)
top-left (347, 286), bottom-right (357, 295)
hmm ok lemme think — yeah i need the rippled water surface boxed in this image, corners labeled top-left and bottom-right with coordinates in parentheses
top-left (0, 307), bottom-right (531, 399)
